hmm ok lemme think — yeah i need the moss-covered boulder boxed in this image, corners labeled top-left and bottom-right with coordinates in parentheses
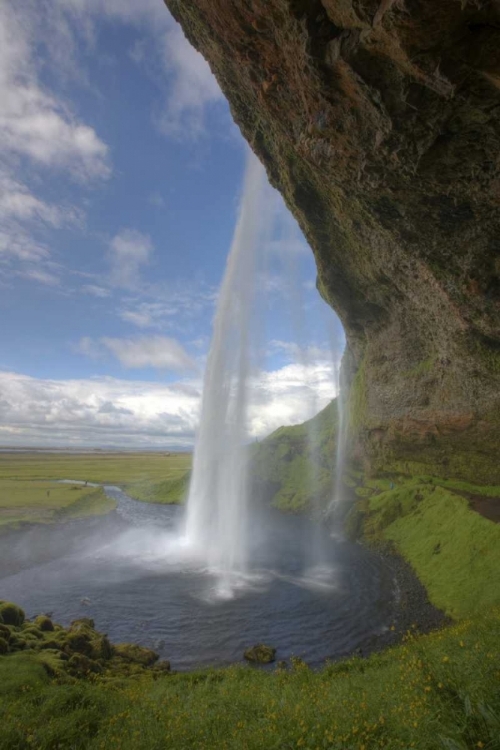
top-left (0, 637), bottom-right (9, 654)
top-left (0, 602), bottom-right (25, 626)
top-left (34, 615), bottom-right (54, 632)
top-left (152, 660), bottom-right (171, 674)
top-left (115, 643), bottom-right (159, 667)
top-left (67, 653), bottom-right (103, 676)
top-left (244, 644), bottom-right (276, 664)
top-left (9, 636), bottom-right (27, 652)
top-left (22, 627), bottom-right (44, 641)
top-left (0, 623), bottom-right (12, 641)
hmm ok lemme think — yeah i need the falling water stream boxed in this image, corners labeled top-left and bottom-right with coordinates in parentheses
top-left (184, 154), bottom-right (272, 592)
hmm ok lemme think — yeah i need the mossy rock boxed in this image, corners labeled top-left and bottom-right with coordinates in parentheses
top-left (152, 660), bottom-right (171, 674)
top-left (34, 616), bottom-right (54, 632)
top-left (22, 627), bottom-right (44, 640)
top-left (39, 639), bottom-right (64, 651)
top-left (67, 653), bottom-right (103, 676)
top-left (9, 636), bottom-right (27, 652)
top-left (0, 602), bottom-right (25, 627)
top-left (0, 637), bottom-right (9, 654)
top-left (114, 643), bottom-right (159, 667)
top-left (65, 631), bottom-right (93, 657)
top-left (0, 624), bottom-right (12, 641)
top-left (244, 644), bottom-right (276, 664)
top-left (70, 618), bottom-right (95, 630)
top-left (91, 635), bottom-right (113, 661)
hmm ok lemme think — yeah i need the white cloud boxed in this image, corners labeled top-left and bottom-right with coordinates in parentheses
top-left (77, 335), bottom-right (196, 372)
top-left (0, 370), bottom-right (201, 449)
top-left (75, 336), bottom-right (102, 359)
top-left (108, 230), bottom-right (152, 289)
top-left (102, 335), bottom-right (196, 372)
top-left (0, 3), bottom-right (110, 181)
top-left (0, 359), bottom-right (337, 449)
top-left (21, 268), bottom-right (60, 286)
top-left (118, 282), bottom-right (217, 329)
top-left (81, 284), bottom-right (111, 298)
top-left (38, 0), bottom-right (226, 141)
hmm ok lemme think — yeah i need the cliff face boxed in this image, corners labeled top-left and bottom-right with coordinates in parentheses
top-left (165, 0), bottom-right (500, 482)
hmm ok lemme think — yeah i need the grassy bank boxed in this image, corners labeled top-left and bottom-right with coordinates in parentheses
top-left (346, 475), bottom-right (500, 619)
top-left (0, 603), bottom-right (499, 750)
top-left (251, 400), bottom-right (338, 512)
top-left (0, 452), bottom-right (191, 529)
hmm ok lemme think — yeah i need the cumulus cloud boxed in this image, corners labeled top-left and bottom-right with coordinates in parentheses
top-left (0, 1), bottom-right (110, 286)
top-left (0, 371), bottom-right (201, 449)
top-left (108, 230), bottom-right (153, 289)
top-left (0, 361), bottom-right (337, 449)
top-left (0, 3), bottom-right (110, 181)
top-left (101, 336), bottom-right (196, 372)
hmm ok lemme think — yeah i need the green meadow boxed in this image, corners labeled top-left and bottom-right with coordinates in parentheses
top-left (0, 452), bottom-right (191, 530)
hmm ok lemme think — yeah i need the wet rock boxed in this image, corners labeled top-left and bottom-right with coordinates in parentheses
top-left (244, 644), bottom-right (276, 664)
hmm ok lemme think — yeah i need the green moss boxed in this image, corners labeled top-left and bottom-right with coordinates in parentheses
top-left (402, 356), bottom-right (436, 377)
top-left (347, 357), bottom-right (368, 433)
top-left (34, 616), bottom-right (54, 632)
top-left (114, 643), bottom-right (158, 667)
top-left (0, 602), bottom-right (25, 627)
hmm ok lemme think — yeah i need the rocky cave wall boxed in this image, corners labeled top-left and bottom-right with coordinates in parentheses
top-left (164, 0), bottom-right (500, 483)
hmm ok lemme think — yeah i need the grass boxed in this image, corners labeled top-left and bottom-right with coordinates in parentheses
top-left (0, 452), bottom-right (191, 485)
top-left (125, 472), bottom-right (190, 505)
top-left (0, 452), bottom-right (192, 529)
top-left (0, 608), bottom-right (499, 750)
top-left (350, 479), bottom-right (500, 619)
top-left (0, 481), bottom-right (114, 529)
top-left (251, 400), bottom-right (338, 512)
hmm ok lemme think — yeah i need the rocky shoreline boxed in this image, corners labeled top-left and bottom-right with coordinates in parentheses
top-left (353, 542), bottom-right (451, 660)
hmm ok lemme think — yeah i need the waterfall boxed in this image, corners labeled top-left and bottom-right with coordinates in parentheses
top-left (184, 153), bottom-right (271, 585)
top-left (332, 356), bottom-right (346, 512)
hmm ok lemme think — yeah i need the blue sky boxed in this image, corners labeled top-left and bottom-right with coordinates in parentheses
top-left (0, 0), bottom-right (344, 449)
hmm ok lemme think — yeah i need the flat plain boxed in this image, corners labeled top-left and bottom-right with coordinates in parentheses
top-left (0, 452), bottom-right (192, 529)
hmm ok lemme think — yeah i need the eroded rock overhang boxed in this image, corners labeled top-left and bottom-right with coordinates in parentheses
top-left (164, 0), bottom-right (500, 482)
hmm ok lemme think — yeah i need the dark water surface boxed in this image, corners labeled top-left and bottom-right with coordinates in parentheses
top-left (0, 488), bottom-right (397, 670)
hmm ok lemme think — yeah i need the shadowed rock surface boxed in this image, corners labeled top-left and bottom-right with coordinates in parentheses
top-left (164, 0), bottom-right (500, 482)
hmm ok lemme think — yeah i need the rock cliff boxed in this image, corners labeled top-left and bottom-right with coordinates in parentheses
top-left (165, 0), bottom-right (500, 483)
